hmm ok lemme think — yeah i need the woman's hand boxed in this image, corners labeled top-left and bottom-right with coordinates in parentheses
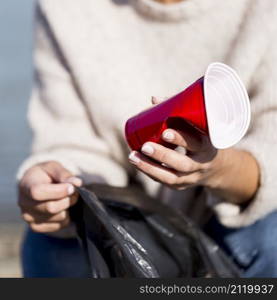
top-left (128, 127), bottom-right (220, 189)
top-left (18, 161), bottom-right (82, 233)
top-left (128, 97), bottom-right (260, 204)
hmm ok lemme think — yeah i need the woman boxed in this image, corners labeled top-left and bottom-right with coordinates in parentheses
top-left (18, 0), bottom-right (277, 277)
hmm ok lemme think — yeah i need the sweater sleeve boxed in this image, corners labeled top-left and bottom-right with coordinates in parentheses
top-left (211, 42), bottom-right (277, 227)
top-left (17, 3), bottom-right (128, 187)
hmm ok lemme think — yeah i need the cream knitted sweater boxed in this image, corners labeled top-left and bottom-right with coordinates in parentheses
top-left (18, 0), bottom-right (277, 228)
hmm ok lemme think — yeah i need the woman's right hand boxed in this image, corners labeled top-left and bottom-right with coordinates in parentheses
top-left (18, 161), bottom-right (82, 233)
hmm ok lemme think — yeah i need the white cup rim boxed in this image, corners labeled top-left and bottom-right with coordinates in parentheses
top-left (203, 62), bottom-right (251, 149)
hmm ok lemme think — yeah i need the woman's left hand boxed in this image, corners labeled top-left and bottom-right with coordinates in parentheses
top-left (128, 96), bottom-right (224, 191)
top-left (128, 127), bottom-right (223, 191)
top-left (128, 97), bottom-right (259, 203)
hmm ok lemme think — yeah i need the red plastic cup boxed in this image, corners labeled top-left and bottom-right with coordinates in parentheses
top-left (125, 63), bottom-right (251, 151)
top-left (125, 78), bottom-right (207, 151)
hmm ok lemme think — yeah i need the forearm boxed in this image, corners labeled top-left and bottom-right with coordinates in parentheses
top-left (206, 149), bottom-right (260, 205)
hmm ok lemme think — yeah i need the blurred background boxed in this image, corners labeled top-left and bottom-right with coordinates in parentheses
top-left (0, 0), bottom-right (34, 277)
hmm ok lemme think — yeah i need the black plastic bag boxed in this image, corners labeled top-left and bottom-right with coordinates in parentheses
top-left (71, 184), bottom-right (240, 278)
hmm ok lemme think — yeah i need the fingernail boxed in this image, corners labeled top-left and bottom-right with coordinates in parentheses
top-left (66, 176), bottom-right (82, 187)
top-left (141, 143), bottom-right (154, 155)
top-left (129, 151), bottom-right (141, 164)
top-left (163, 130), bottom-right (174, 141)
top-left (67, 184), bottom-right (75, 195)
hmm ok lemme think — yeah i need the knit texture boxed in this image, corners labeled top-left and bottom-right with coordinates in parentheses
top-left (18, 0), bottom-right (277, 230)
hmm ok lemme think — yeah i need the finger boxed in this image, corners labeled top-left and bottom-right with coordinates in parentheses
top-left (129, 151), bottom-right (180, 186)
top-left (40, 161), bottom-right (74, 183)
top-left (151, 96), bottom-right (167, 105)
top-left (22, 210), bottom-right (69, 223)
top-left (27, 183), bottom-right (75, 201)
top-left (63, 176), bottom-right (83, 187)
top-left (30, 217), bottom-right (70, 233)
top-left (141, 142), bottom-right (200, 173)
top-left (22, 195), bottom-right (78, 215)
top-left (37, 195), bottom-right (78, 215)
top-left (19, 166), bottom-right (52, 194)
top-left (162, 128), bottom-right (204, 152)
top-left (151, 96), bottom-right (161, 105)
top-left (162, 128), bottom-right (217, 163)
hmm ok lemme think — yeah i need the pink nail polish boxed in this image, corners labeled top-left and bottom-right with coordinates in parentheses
top-left (163, 131), bottom-right (174, 141)
top-left (67, 184), bottom-right (75, 195)
top-left (141, 144), bottom-right (154, 155)
top-left (129, 152), bottom-right (141, 164)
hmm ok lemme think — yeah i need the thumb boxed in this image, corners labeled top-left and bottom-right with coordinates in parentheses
top-left (41, 161), bottom-right (82, 187)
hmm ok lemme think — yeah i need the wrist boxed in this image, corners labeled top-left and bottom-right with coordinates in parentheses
top-left (203, 149), bottom-right (260, 204)
top-left (202, 149), bottom-right (230, 190)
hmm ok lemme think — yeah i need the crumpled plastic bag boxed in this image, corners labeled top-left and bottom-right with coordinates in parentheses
top-left (70, 184), bottom-right (240, 278)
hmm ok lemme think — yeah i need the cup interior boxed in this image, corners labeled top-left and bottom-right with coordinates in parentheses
top-left (204, 62), bottom-right (251, 149)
